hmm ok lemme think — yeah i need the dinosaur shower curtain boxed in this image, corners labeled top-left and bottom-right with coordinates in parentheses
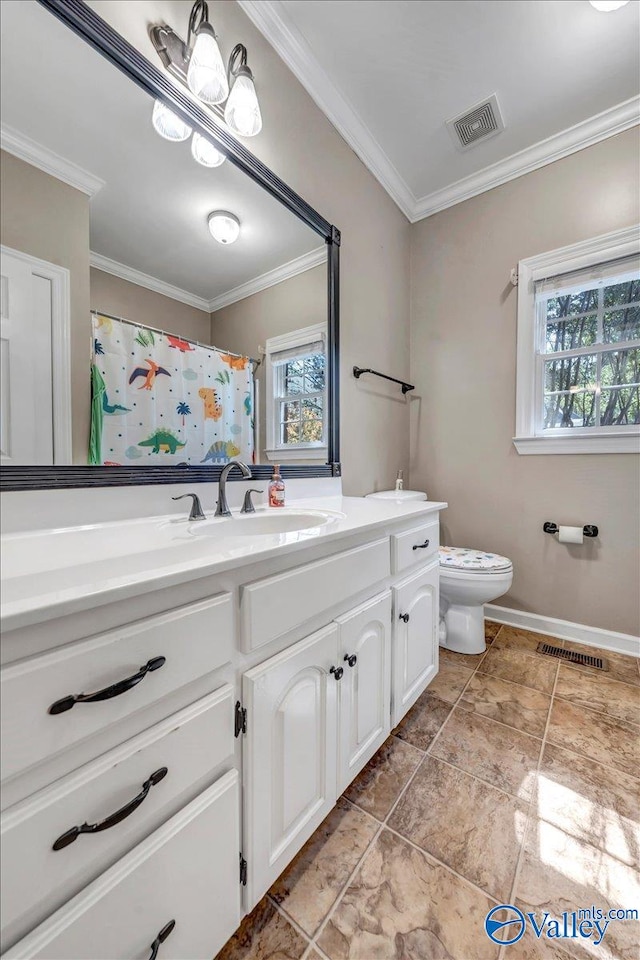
top-left (89, 314), bottom-right (255, 466)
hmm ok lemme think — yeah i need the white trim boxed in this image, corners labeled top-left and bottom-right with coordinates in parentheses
top-left (413, 97), bottom-right (640, 221)
top-left (90, 252), bottom-right (211, 314)
top-left (264, 445), bottom-right (327, 461)
top-left (513, 434), bottom-right (640, 454)
top-left (514, 225), bottom-right (640, 454)
top-left (236, 2), bottom-right (640, 222)
top-left (91, 246), bottom-right (327, 316)
top-left (237, 0), bottom-right (416, 220)
top-left (208, 246), bottom-right (326, 312)
top-left (0, 124), bottom-right (104, 197)
top-left (485, 604), bottom-right (640, 659)
top-left (1, 245), bottom-right (72, 465)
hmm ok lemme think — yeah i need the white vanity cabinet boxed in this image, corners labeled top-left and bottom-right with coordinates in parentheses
top-left (241, 623), bottom-right (340, 906)
top-left (336, 591), bottom-right (391, 794)
top-left (392, 560), bottom-right (439, 726)
top-left (1, 498), bottom-right (446, 958)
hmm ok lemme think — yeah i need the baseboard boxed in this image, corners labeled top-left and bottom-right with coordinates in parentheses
top-left (484, 604), bottom-right (640, 659)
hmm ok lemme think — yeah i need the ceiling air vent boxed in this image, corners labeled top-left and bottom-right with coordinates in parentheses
top-left (446, 94), bottom-right (505, 151)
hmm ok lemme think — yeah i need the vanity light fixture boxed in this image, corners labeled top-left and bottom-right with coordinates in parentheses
top-left (588, 0), bottom-right (629, 8)
top-left (191, 131), bottom-right (226, 167)
top-left (224, 45), bottom-right (262, 137)
top-left (208, 211), bottom-right (241, 244)
top-left (186, 1), bottom-right (228, 104)
top-left (150, 1), bottom-right (262, 138)
top-left (151, 99), bottom-right (192, 141)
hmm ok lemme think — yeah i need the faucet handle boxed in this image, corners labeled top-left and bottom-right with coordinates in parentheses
top-left (172, 493), bottom-right (206, 521)
top-left (241, 489), bottom-right (264, 514)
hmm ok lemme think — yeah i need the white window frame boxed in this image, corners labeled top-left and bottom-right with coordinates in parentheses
top-left (513, 225), bottom-right (640, 455)
top-left (264, 322), bottom-right (328, 461)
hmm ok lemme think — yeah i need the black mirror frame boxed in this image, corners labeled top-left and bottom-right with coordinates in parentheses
top-left (1, 0), bottom-right (340, 492)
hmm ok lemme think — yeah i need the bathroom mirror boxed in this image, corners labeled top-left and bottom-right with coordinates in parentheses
top-left (0, 0), bottom-right (340, 489)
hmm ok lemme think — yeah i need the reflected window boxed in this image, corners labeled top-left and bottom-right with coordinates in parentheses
top-left (265, 324), bottom-right (327, 461)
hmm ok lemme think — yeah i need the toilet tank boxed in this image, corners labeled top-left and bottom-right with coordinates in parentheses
top-left (365, 489), bottom-right (427, 502)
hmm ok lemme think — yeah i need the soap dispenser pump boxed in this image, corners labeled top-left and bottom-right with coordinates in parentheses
top-left (395, 470), bottom-right (404, 492)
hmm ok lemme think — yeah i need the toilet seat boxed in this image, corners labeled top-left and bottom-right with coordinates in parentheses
top-left (439, 546), bottom-right (512, 574)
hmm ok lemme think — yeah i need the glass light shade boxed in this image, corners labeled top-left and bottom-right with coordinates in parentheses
top-left (208, 211), bottom-right (241, 244)
top-left (187, 25), bottom-right (229, 104)
top-left (589, 0), bottom-right (629, 9)
top-left (191, 132), bottom-right (226, 167)
top-left (152, 100), bottom-right (192, 141)
top-left (224, 74), bottom-right (262, 137)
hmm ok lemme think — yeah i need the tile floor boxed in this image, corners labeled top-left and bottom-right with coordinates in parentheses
top-left (216, 623), bottom-right (640, 960)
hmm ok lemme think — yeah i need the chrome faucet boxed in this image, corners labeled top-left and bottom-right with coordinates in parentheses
top-left (172, 492), bottom-right (206, 521)
top-left (215, 460), bottom-right (252, 517)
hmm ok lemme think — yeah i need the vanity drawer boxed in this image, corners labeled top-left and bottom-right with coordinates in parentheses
top-left (0, 685), bottom-right (234, 952)
top-left (241, 538), bottom-right (390, 651)
top-left (0, 594), bottom-right (232, 782)
top-left (391, 518), bottom-right (439, 574)
top-left (3, 771), bottom-right (241, 960)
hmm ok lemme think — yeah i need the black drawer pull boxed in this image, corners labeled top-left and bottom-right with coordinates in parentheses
top-left (344, 654), bottom-right (357, 668)
top-left (48, 657), bottom-right (166, 715)
top-left (148, 919), bottom-right (176, 960)
top-left (330, 665), bottom-right (344, 681)
top-left (399, 613), bottom-right (410, 623)
top-left (52, 767), bottom-right (168, 851)
top-left (412, 539), bottom-right (430, 551)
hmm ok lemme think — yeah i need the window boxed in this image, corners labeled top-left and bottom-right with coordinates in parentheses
top-left (514, 226), bottom-right (640, 454)
top-left (265, 323), bottom-right (327, 460)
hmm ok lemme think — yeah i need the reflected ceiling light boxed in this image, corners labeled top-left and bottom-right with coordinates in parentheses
top-left (588, 0), bottom-right (629, 9)
top-left (186, 1), bottom-right (228, 104)
top-left (224, 45), bottom-right (262, 137)
top-left (151, 99), bottom-right (192, 141)
top-left (208, 211), bottom-right (241, 244)
top-left (191, 131), bottom-right (226, 167)
top-left (150, 2), bottom-right (262, 140)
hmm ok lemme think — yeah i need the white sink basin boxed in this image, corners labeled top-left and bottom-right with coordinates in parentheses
top-left (186, 509), bottom-right (339, 538)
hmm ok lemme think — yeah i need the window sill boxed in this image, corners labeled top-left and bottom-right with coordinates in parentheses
top-left (265, 446), bottom-right (328, 462)
top-left (513, 434), bottom-right (640, 455)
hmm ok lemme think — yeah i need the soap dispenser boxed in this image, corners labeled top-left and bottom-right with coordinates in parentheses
top-left (269, 464), bottom-right (285, 507)
top-left (395, 470), bottom-right (404, 492)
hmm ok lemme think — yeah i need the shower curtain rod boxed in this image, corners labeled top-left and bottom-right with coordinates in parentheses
top-left (91, 309), bottom-right (261, 368)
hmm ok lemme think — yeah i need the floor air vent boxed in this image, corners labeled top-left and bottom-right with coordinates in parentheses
top-left (536, 642), bottom-right (606, 670)
top-left (446, 94), bottom-right (505, 151)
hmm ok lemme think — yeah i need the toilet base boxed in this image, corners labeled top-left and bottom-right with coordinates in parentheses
top-left (441, 604), bottom-right (486, 655)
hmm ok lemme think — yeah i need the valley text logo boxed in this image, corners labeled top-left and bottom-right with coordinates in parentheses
top-left (484, 904), bottom-right (639, 947)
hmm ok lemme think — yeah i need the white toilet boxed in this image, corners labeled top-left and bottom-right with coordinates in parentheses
top-left (439, 547), bottom-right (513, 655)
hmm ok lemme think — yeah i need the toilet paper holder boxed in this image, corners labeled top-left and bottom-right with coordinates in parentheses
top-left (543, 521), bottom-right (599, 538)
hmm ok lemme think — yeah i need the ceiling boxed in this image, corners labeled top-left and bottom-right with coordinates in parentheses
top-left (240, 0), bottom-right (640, 220)
top-left (0, 0), bottom-right (322, 308)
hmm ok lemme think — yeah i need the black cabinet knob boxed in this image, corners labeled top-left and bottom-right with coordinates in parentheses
top-left (399, 613), bottom-right (410, 623)
top-left (343, 654), bottom-right (357, 668)
top-left (330, 665), bottom-right (344, 681)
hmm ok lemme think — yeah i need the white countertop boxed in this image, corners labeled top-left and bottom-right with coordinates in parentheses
top-left (0, 496), bottom-right (446, 632)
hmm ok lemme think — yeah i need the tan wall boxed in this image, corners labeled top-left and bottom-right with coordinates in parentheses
top-left (87, 0), bottom-right (412, 495)
top-left (0, 150), bottom-right (90, 463)
top-left (410, 128), bottom-right (640, 636)
top-left (212, 264), bottom-right (326, 462)
top-left (90, 268), bottom-right (211, 342)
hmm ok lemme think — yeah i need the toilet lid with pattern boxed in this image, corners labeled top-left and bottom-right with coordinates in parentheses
top-left (439, 546), bottom-right (512, 573)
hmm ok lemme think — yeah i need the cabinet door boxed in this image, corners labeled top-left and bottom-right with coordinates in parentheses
top-left (242, 624), bottom-right (340, 909)
top-left (336, 592), bottom-right (391, 794)
top-left (392, 561), bottom-right (439, 727)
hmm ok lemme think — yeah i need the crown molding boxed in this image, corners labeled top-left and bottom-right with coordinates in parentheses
top-left (91, 245), bottom-right (326, 315)
top-left (237, 2), bottom-right (640, 223)
top-left (0, 124), bottom-right (105, 197)
top-left (412, 96), bottom-right (640, 221)
top-left (237, 0), bottom-right (415, 220)
top-left (209, 246), bottom-right (326, 311)
top-left (90, 252), bottom-right (211, 313)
